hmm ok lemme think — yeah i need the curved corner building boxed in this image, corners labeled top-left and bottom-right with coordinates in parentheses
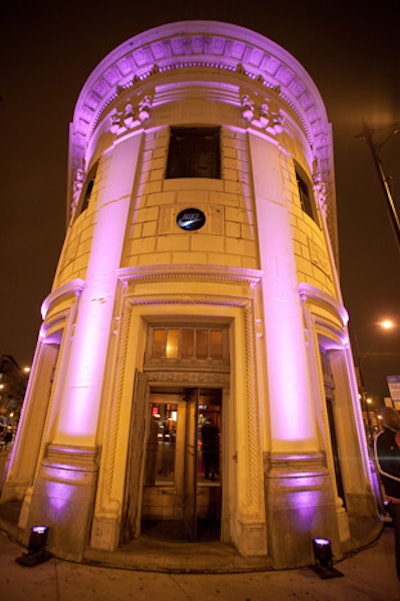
top-left (1, 21), bottom-right (379, 569)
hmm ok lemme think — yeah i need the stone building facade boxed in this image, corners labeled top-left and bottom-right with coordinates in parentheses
top-left (1, 21), bottom-right (378, 569)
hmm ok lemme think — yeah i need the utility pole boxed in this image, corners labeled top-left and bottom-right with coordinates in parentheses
top-left (358, 124), bottom-right (400, 253)
top-left (352, 332), bottom-right (373, 443)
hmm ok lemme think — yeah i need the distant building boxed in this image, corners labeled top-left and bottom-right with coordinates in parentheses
top-left (1, 21), bottom-right (379, 569)
top-left (0, 355), bottom-right (27, 428)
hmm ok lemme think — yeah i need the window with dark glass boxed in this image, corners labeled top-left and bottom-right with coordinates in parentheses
top-left (166, 127), bottom-right (221, 179)
top-left (77, 162), bottom-right (98, 216)
top-left (295, 167), bottom-right (317, 222)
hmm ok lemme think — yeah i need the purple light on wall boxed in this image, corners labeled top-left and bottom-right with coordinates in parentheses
top-left (46, 481), bottom-right (73, 513)
top-left (57, 210), bottom-right (121, 438)
top-left (270, 318), bottom-right (314, 441)
top-left (274, 472), bottom-right (328, 534)
top-left (264, 283), bottom-right (317, 443)
top-left (55, 139), bottom-right (137, 442)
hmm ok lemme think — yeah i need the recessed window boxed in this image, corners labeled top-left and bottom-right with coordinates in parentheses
top-left (295, 165), bottom-right (317, 222)
top-left (76, 162), bottom-right (98, 216)
top-left (166, 127), bottom-right (221, 179)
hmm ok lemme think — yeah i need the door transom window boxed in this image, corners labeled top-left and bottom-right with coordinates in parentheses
top-left (145, 325), bottom-right (229, 369)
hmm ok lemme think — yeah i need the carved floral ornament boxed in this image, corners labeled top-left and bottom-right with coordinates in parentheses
top-left (110, 93), bottom-right (153, 136)
top-left (240, 92), bottom-right (283, 135)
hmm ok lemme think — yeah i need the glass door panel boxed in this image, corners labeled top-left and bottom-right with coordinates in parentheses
top-left (197, 396), bottom-right (221, 483)
top-left (141, 389), bottom-right (222, 541)
top-left (144, 402), bottom-right (177, 485)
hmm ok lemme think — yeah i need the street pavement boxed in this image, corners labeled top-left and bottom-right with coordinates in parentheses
top-left (0, 525), bottom-right (399, 600)
top-left (1, 448), bottom-right (400, 600)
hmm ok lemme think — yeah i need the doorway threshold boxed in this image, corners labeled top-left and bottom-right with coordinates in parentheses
top-left (83, 537), bottom-right (272, 574)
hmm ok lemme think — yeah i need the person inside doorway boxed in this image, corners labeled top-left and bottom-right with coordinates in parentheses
top-left (201, 416), bottom-right (220, 481)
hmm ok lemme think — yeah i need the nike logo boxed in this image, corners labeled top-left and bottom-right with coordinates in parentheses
top-left (178, 217), bottom-right (202, 226)
top-left (177, 208), bottom-right (206, 230)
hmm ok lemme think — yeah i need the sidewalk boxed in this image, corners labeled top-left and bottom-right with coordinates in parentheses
top-left (0, 524), bottom-right (399, 600)
top-left (1, 447), bottom-right (400, 600)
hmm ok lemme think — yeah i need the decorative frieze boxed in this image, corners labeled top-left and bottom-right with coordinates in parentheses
top-left (147, 371), bottom-right (230, 386)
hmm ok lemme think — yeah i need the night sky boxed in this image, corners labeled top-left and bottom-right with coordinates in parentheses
top-left (1, 0), bottom-right (400, 403)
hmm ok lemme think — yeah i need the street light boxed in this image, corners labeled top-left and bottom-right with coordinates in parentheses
top-left (380, 319), bottom-right (394, 330)
top-left (351, 319), bottom-right (396, 442)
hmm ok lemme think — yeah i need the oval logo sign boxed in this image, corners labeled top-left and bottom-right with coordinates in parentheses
top-left (176, 208), bottom-right (206, 231)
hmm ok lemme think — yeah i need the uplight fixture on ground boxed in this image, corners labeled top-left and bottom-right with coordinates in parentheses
top-left (15, 525), bottom-right (52, 567)
top-left (311, 537), bottom-right (343, 579)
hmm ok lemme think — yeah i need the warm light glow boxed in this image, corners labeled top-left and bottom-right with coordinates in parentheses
top-left (379, 319), bottom-right (395, 330)
top-left (23, 366), bottom-right (31, 374)
top-left (366, 398), bottom-right (373, 404)
top-left (166, 329), bottom-right (179, 358)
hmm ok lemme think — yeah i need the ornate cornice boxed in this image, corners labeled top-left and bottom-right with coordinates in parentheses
top-left (73, 22), bottom-right (328, 146)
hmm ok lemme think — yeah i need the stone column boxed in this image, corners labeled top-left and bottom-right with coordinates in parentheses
top-left (249, 133), bottom-right (340, 567)
top-left (25, 134), bottom-right (142, 560)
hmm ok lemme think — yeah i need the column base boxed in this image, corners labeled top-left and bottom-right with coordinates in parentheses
top-left (231, 518), bottom-right (267, 556)
top-left (265, 452), bottom-right (341, 569)
top-left (22, 444), bottom-right (99, 561)
top-left (90, 514), bottom-right (121, 551)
